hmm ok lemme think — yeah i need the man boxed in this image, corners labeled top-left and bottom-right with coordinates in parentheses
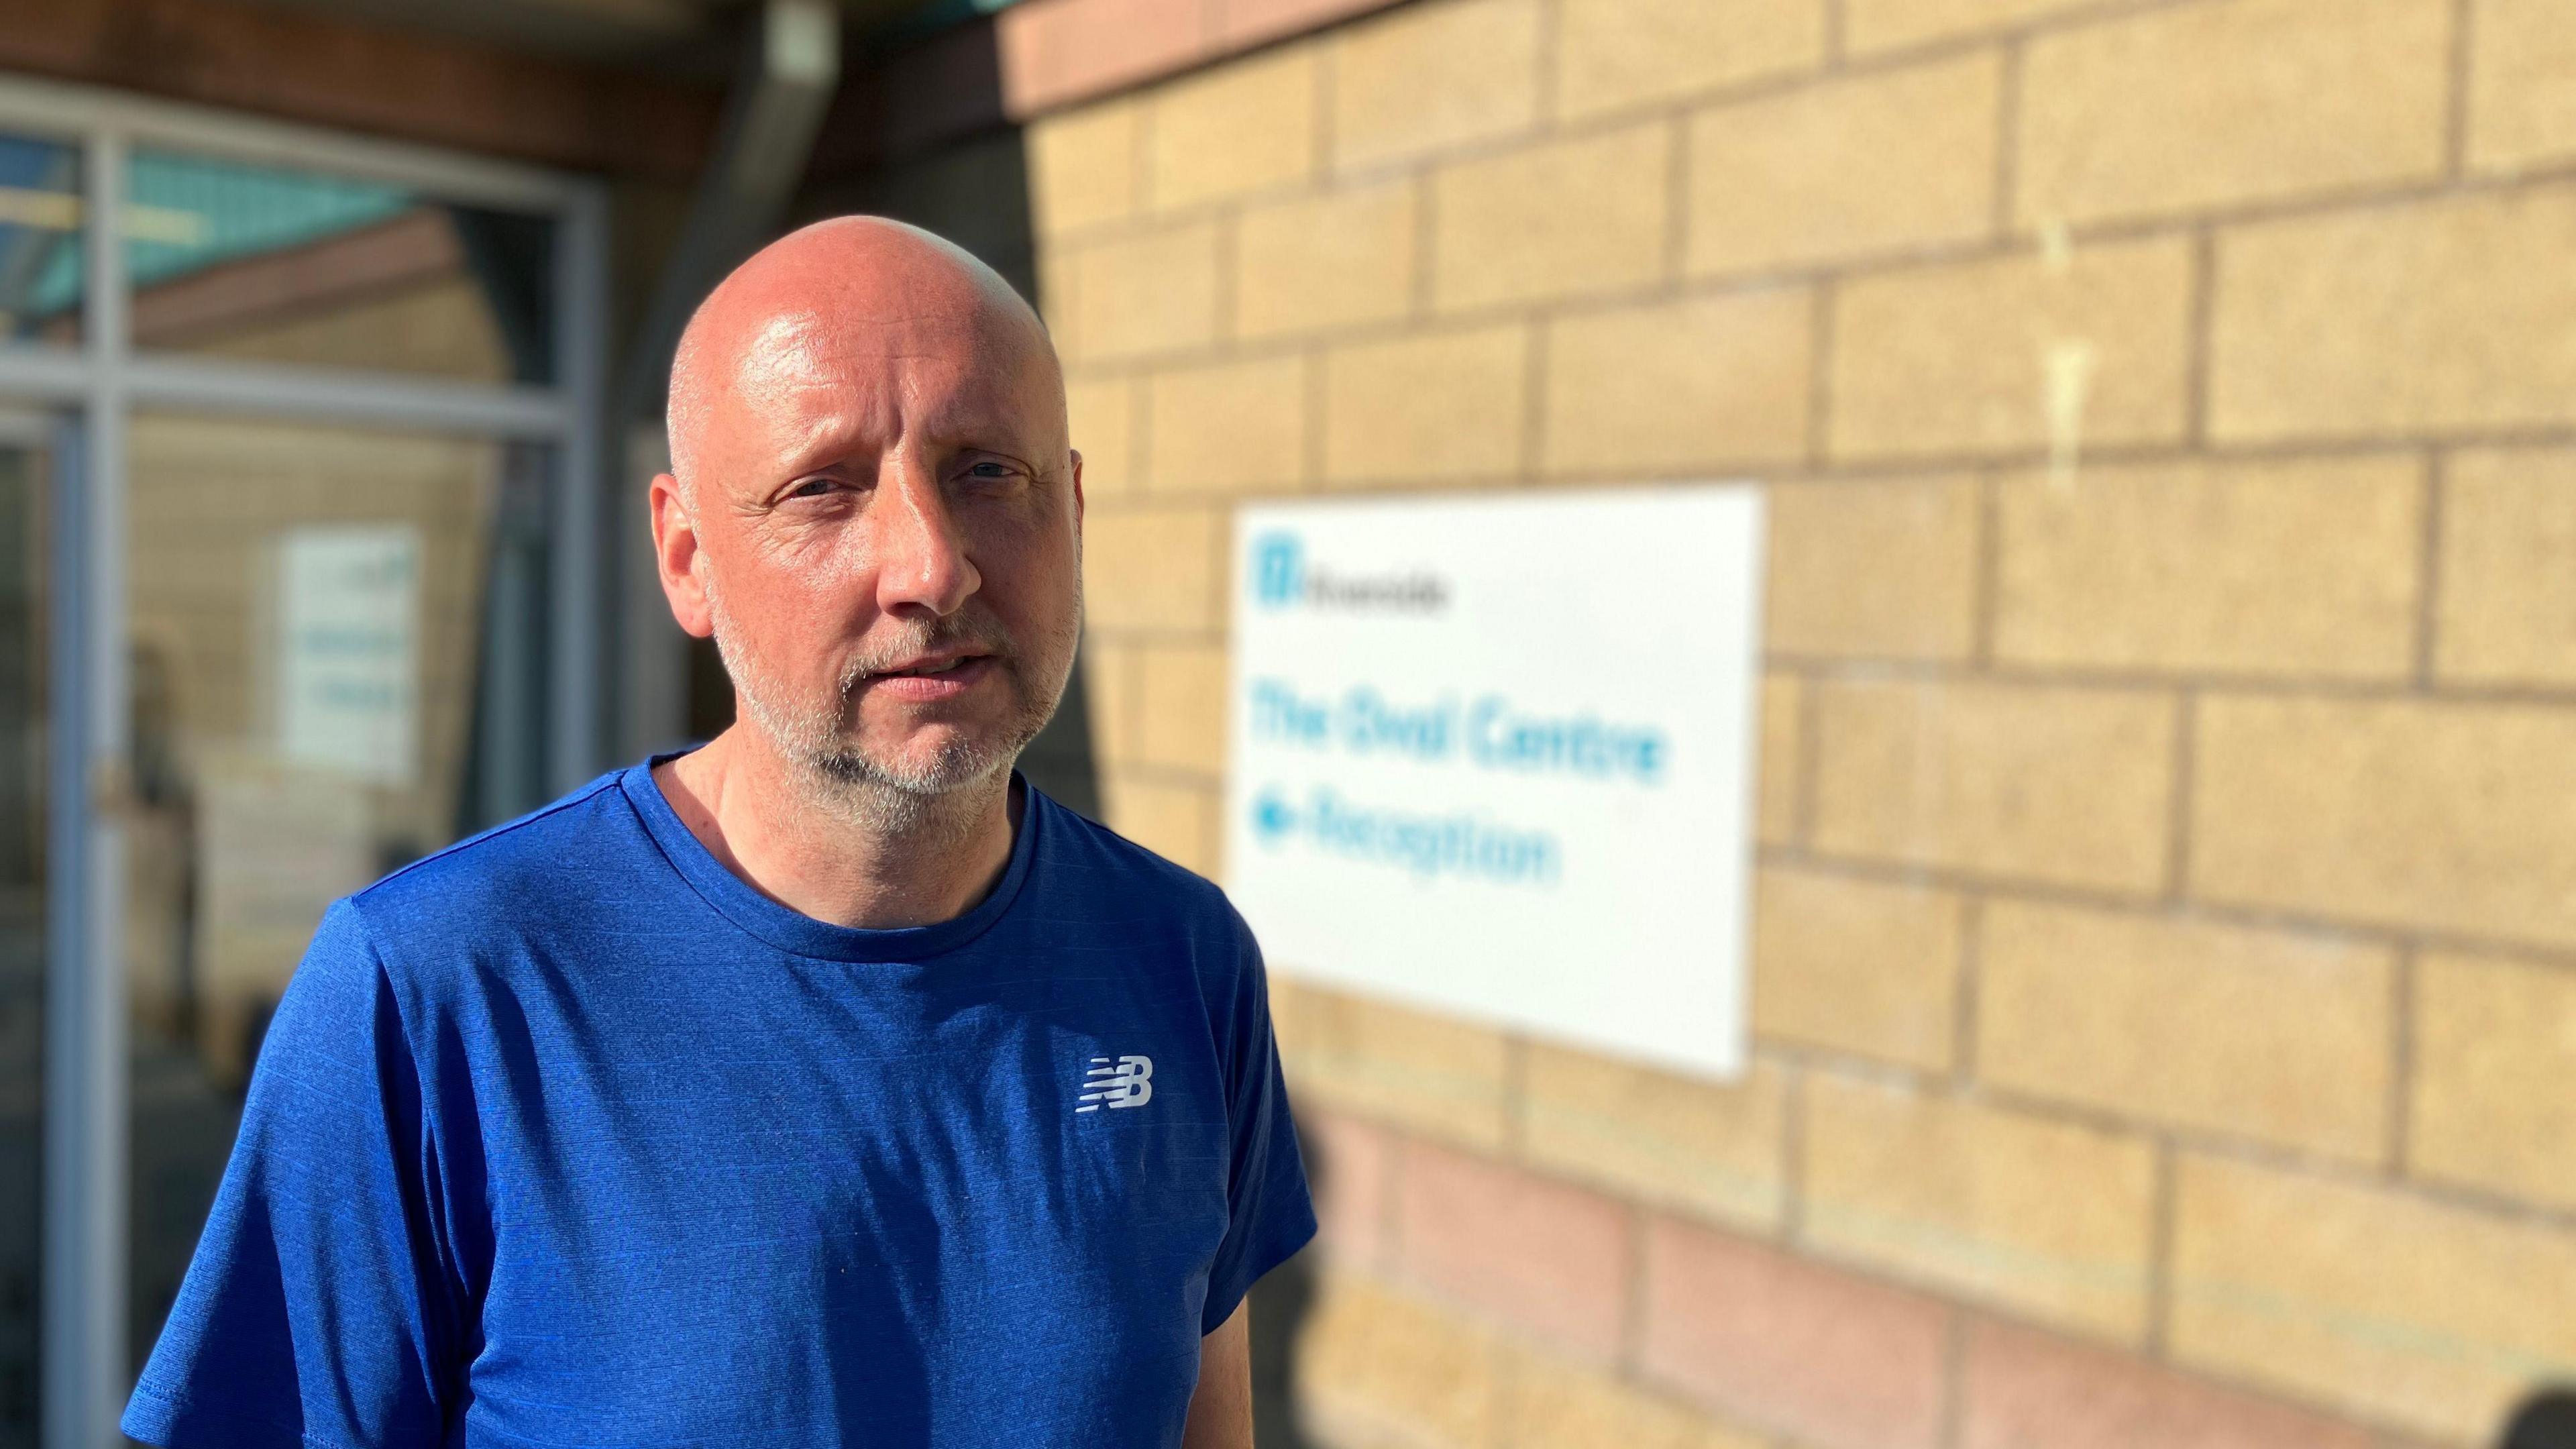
top-left (123, 217), bottom-right (1313, 1448)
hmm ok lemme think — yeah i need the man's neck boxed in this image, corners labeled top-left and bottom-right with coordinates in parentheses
top-left (653, 727), bottom-right (1020, 930)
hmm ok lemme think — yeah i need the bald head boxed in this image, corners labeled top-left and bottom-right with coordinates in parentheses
top-left (665, 216), bottom-right (1060, 504)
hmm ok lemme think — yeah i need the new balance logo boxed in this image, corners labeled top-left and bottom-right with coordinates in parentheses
top-left (1077, 1055), bottom-right (1153, 1112)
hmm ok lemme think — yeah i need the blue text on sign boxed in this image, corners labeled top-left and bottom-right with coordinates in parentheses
top-left (1247, 678), bottom-right (1667, 786)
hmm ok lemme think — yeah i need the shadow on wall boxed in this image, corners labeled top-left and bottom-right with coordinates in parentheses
top-left (2508, 1391), bottom-right (2576, 1449)
top-left (1249, 1122), bottom-right (1324, 1449)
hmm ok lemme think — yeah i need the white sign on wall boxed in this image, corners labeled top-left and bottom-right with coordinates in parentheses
top-left (277, 525), bottom-right (422, 784)
top-left (1224, 486), bottom-right (1766, 1081)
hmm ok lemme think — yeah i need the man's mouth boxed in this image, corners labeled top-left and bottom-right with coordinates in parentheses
top-left (855, 651), bottom-right (1000, 698)
top-left (873, 654), bottom-right (981, 678)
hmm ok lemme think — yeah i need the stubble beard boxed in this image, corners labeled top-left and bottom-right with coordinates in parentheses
top-left (705, 574), bottom-right (1080, 843)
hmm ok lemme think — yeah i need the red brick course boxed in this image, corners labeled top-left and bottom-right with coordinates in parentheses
top-left (1303, 1110), bottom-right (1395, 1268)
top-left (1959, 1320), bottom-right (2383, 1449)
top-left (1639, 1215), bottom-right (1951, 1449)
top-left (1394, 1138), bottom-right (1635, 1360)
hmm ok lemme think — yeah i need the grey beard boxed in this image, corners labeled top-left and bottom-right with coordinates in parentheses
top-left (705, 578), bottom-right (1067, 841)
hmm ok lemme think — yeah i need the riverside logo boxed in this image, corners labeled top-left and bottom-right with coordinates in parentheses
top-left (1251, 531), bottom-right (1450, 614)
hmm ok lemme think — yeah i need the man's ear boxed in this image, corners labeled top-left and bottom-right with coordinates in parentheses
top-left (1069, 448), bottom-right (1085, 527)
top-left (649, 472), bottom-right (715, 639)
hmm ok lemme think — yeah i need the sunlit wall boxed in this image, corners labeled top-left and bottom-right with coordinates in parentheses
top-left (996, 0), bottom-right (2576, 1444)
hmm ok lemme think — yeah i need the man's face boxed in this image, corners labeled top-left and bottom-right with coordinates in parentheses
top-left (667, 294), bottom-right (1083, 814)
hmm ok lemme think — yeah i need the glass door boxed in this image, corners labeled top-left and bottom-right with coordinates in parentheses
top-left (0, 75), bottom-right (606, 1449)
top-left (0, 407), bottom-right (60, 1449)
top-left (119, 413), bottom-right (553, 1363)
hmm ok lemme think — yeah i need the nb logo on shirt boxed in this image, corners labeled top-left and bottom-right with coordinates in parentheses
top-left (1077, 1055), bottom-right (1154, 1112)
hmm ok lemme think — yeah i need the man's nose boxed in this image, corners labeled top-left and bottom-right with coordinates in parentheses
top-left (871, 458), bottom-right (980, 617)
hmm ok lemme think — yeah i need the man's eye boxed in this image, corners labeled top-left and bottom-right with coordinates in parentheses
top-left (786, 478), bottom-right (835, 499)
top-left (969, 462), bottom-right (1013, 480)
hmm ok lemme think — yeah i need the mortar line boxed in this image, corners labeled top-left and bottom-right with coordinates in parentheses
top-left (1971, 469), bottom-right (2001, 666)
top-left (1951, 895), bottom-right (1984, 1087)
top-left (1122, 651), bottom-right (1150, 781)
top-left (1799, 1054), bottom-right (2576, 1242)
top-left (1121, 0), bottom-right (2211, 178)
top-left (1937, 1307), bottom-right (1969, 1449)
top-left (1409, 170), bottom-right (1438, 318)
top-left (1300, 346), bottom-right (1328, 492)
top-left (1344, 1049), bottom-right (2576, 1402)
top-left (1061, 621), bottom-right (1227, 650)
top-left (1198, 775), bottom-right (1224, 879)
top-left (1311, 23), bottom-right (1338, 174)
top-left (1377, 1129), bottom-right (1407, 1275)
top-left (2444, 0), bottom-right (2476, 179)
top-left (1805, 278), bottom-right (1837, 470)
top-left (1048, 65), bottom-right (2576, 258)
top-left (1631, 1038), bottom-right (2576, 1236)
top-left (1518, 316), bottom-right (1551, 485)
top-left (2162, 688), bottom-right (2197, 904)
top-left (2145, 1137), bottom-right (2179, 1357)
top-left (1211, 209), bottom-right (1241, 348)
top-left (1064, 160), bottom-right (2576, 390)
top-left (1487, 1299), bottom-right (1523, 1449)
top-left (1108, 759), bottom-right (1226, 792)
top-left (1761, 0), bottom-right (2189, 74)
top-left (1753, 652), bottom-right (2576, 706)
top-left (1780, 1059), bottom-right (1809, 1245)
top-left (2184, 227), bottom-right (2218, 447)
top-left (1664, 111), bottom-right (1693, 283)
top-left (1131, 88), bottom-right (1159, 217)
top-left (1127, 362), bottom-right (1156, 494)
top-left (1332, 1114), bottom-right (2567, 1449)
top-left (2389, 944), bottom-right (2418, 1178)
top-left (1791, 663), bottom-right (1825, 849)
top-left (1081, 633), bottom-right (1120, 768)
top-left (1051, 241), bottom-right (1084, 372)
top-left (1758, 845), bottom-right (2576, 988)
top-left (1532, 0), bottom-right (1564, 127)
top-left (1161, 423), bottom-right (2576, 498)
top-left (1991, 37), bottom-right (2024, 239)
top-left (1617, 1199), bottom-right (1651, 1373)
top-left (2414, 448), bottom-right (2446, 686)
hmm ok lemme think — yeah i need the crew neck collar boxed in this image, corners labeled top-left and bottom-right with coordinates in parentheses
top-left (619, 748), bottom-right (1041, 963)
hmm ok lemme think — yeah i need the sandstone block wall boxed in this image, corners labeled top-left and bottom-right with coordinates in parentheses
top-left (1018, 0), bottom-right (2576, 1442)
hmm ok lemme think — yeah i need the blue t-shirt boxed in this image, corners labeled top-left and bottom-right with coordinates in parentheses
top-left (123, 758), bottom-right (1315, 1448)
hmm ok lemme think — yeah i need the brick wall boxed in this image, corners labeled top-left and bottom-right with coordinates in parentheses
top-left (1022, 0), bottom-right (2576, 1444)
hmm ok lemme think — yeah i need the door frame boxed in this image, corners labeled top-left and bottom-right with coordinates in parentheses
top-left (0, 73), bottom-right (610, 1449)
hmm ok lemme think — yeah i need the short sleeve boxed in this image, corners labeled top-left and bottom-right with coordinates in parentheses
top-left (122, 901), bottom-right (468, 1449)
top-left (1199, 911), bottom-right (1318, 1336)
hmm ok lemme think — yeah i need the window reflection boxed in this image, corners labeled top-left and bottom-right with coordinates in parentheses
top-left (124, 413), bottom-right (551, 1364)
top-left (0, 417), bottom-right (49, 1448)
top-left (125, 151), bottom-right (556, 385)
top-left (0, 136), bottom-right (80, 345)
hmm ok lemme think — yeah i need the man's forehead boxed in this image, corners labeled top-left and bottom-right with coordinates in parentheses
top-left (727, 310), bottom-right (838, 397)
top-left (723, 301), bottom-right (1000, 378)
top-left (666, 218), bottom-right (1065, 484)
top-left (706, 300), bottom-right (1055, 452)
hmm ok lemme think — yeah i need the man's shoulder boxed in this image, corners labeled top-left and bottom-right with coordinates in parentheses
top-left (1032, 785), bottom-right (1236, 922)
top-left (341, 768), bottom-right (647, 951)
top-left (1028, 787), bottom-right (1265, 996)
